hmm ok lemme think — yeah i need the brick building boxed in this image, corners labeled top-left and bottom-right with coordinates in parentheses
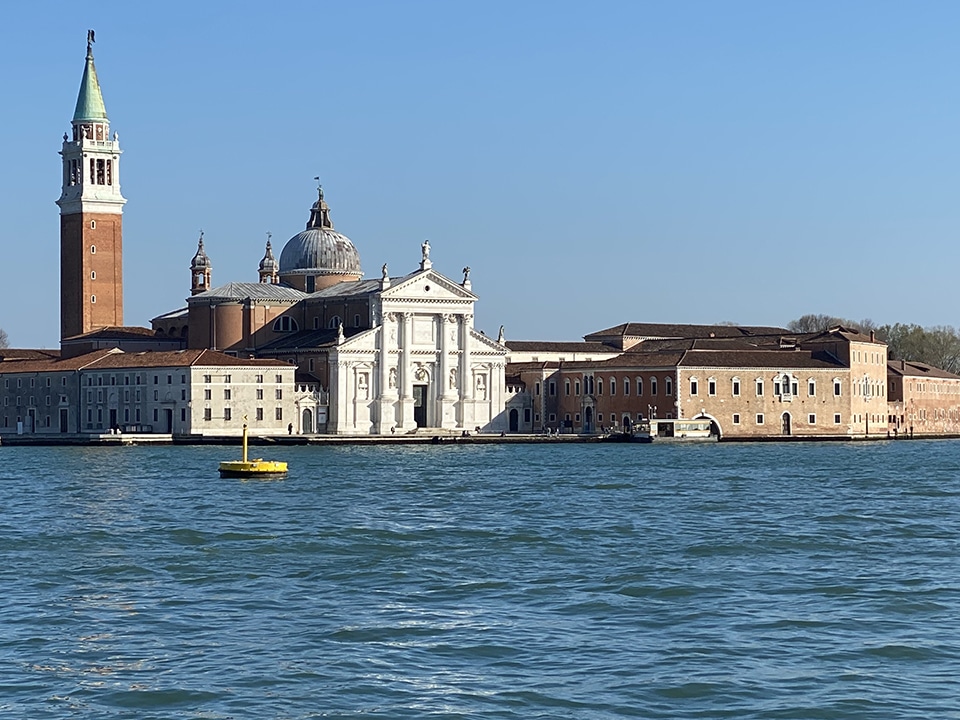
top-left (887, 359), bottom-right (960, 437)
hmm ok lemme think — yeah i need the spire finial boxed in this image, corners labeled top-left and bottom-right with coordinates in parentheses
top-left (87, 29), bottom-right (95, 55)
top-left (314, 176), bottom-right (323, 201)
top-left (266, 231), bottom-right (272, 248)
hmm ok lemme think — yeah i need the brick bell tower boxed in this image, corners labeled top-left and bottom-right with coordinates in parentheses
top-left (57, 30), bottom-right (126, 340)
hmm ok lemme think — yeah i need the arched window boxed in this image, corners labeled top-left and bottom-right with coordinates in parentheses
top-left (328, 315), bottom-right (341, 329)
top-left (650, 376), bottom-right (658, 396)
top-left (665, 377), bottom-right (672, 396)
top-left (597, 377), bottom-right (603, 395)
top-left (689, 377), bottom-right (699, 396)
top-left (731, 377), bottom-right (741, 396)
top-left (272, 316), bottom-right (299, 333)
top-left (636, 377), bottom-right (643, 395)
top-left (623, 377), bottom-right (630, 395)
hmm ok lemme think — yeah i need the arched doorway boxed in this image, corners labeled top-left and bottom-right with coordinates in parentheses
top-left (509, 408), bottom-right (519, 432)
top-left (584, 406), bottom-right (593, 433)
top-left (782, 412), bottom-right (792, 436)
top-left (622, 415), bottom-right (631, 431)
top-left (302, 408), bottom-right (313, 434)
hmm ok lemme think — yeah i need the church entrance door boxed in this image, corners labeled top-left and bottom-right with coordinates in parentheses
top-left (782, 413), bottom-right (792, 436)
top-left (302, 409), bottom-right (313, 434)
top-left (584, 407), bottom-right (593, 433)
top-left (164, 408), bottom-right (173, 434)
top-left (413, 385), bottom-right (428, 427)
top-left (509, 408), bottom-right (519, 432)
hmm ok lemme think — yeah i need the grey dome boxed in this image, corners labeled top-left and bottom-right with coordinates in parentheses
top-left (279, 188), bottom-right (363, 277)
top-left (190, 235), bottom-right (211, 270)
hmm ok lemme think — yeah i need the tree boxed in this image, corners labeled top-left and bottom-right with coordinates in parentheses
top-left (786, 314), bottom-right (867, 333)
top-left (0, 327), bottom-right (8, 349)
top-left (875, 323), bottom-right (960, 374)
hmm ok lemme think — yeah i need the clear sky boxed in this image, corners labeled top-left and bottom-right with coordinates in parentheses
top-left (4, 1), bottom-right (960, 349)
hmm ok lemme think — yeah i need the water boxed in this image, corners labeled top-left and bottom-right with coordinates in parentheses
top-left (1, 440), bottom-right (959, 719)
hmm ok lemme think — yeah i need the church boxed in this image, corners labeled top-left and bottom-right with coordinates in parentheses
top-left (152, 188), bottom-right (509, 435)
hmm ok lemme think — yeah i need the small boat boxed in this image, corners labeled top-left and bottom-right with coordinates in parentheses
top-left (219, 423), bottom-right (288, 478)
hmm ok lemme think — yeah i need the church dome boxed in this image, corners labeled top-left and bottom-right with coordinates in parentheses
top-left (279, 188), bottom-right (362, 279)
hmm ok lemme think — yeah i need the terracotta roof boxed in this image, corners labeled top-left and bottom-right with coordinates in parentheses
top-left (678, 349), bottom-right (845, 369)
top-left (62, 326), bottom-right (159, 341)
top-left (562, 351), bottom-right (688, 370)
top-left (85, 349), bottom-right (292, 369)
top-left (585, 322), bottom-right (790, 340)
top-left (887, 359), bottom-right (960, 380)
top-left (0, 348), bottom-right (118, 374)
top-left (256, 327), bottom-right (367, 352)
top-left (504, 341), bottom-right (614, 353)
top-left (505, 361), bottom-right (561, 372)
top-left (0, 349), bottom-right (61, 361)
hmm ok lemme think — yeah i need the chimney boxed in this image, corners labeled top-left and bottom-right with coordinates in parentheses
top-left (870, 330), bottom-right (876, 342)
top-left (902, 359), bottom-right (906, 371)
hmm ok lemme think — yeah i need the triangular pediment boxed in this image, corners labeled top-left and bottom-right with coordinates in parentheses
top-left (381, 269), bottom-right (477, 301)
top-left (470, 329), bottom-right (508, 355)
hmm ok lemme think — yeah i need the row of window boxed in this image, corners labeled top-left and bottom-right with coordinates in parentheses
top-left (274, 315), bottom-right (365, 333)
top-left (3, 377), bottom-right (65, 389)
top-left (203, 407), bottom-right (283, 422)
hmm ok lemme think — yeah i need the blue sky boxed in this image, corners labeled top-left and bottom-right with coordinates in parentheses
top-left (4, 1), bottom-right (960, 348)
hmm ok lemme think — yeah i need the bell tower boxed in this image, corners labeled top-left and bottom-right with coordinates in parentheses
top-left (57, 30), bottom-right (126, 340)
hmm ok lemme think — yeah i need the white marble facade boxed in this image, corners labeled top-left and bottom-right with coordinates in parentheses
top-left (326, 268), bottom-right (507, 435)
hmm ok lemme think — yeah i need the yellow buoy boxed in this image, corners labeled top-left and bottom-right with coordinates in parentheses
top-left (219, 421), bottom-right (288, 478)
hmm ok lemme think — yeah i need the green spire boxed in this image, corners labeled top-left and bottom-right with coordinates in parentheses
top-left (73, 32), bottom-right (108, 123)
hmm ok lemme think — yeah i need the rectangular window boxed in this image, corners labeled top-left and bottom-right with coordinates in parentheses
top-left (549, 382), bottom-right (556, 396)
top-left (535, 382), bottom-right (541, 396)
top-left (549, 413), bottom-right (556, 422)
top-left (224, 389), bottom-right (232, 400)
top-left (808, 414), bottom-right (816, 424)
top-left (690, 379), bottom-right (698, 396)
top-left (756, 414), bottom-right (764, 425)
top-left (808, 380), bottom-right (816, 396)
top-left (651, 378), bottom-right (657, 396)
top-left (204, 389), bottom-right (211, 400)
top-left (204, 374), bottom-right (212, 383)
top-left (792, 381), bottom-right (799, 396)
top-left (154, 376), bottom-right (159, 385)
top-left (732, 379), bottom-right (740, 396)
top-left (256, 389), bottom-right (263, 400)
top-left (224, 408), bottom-right (232, 421)
top-left (834, 380), bottom-right (841, 396)
top-left (534, 413), bottom-right (540, 423)
top-left (135, 408), bottom-right (141, 422)
top-left (154, 390), bottom-right (159, 401)
top-left (181, 408), bottom-right (186, 421)
top-left (756, 380), bottom-right (764, 396)
top-left (733, 413), bottom-right (740, 425)
top-left (204, 408), bottom-right (212, 421)
top-left (276, 389), bottom-right (283, 400)
top-left (708, 379), bottom-right (716, 396)
top-left (256, 407), bottom-right (264, 421)
top-left (834, 413), bottom-right (841, 424)
top-left (774, 381), bottom-right (781, 395)
top-left (275, 407), bottom-right (283, 421)
top-left (565, 380), bottom-right (570, 396)
top-left (181, 374), bottom-right (186, 384)
top-left (153, 408), bottom-right (158, 422)
top-left (276, 374), bottom-right (282, 384)
top-left (256, 374), bottom-right (263, 383)
top-left (624, 378), bottom-right (629, 396)
top-left (575, 381), bottom-right (581, 395)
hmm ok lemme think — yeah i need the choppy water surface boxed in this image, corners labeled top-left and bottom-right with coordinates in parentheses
top-left (1, 440), bottom-right (959, 718)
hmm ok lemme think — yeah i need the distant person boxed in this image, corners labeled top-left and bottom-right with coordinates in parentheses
top-left (288, 423), bottom-right (293, 435)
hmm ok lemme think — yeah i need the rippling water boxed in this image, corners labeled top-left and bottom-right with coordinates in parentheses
top-left (1, 440), bottom-right (959, 718)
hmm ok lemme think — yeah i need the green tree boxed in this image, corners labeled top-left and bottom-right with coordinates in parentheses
top-left (786, 314), bottom-right (870, 333)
